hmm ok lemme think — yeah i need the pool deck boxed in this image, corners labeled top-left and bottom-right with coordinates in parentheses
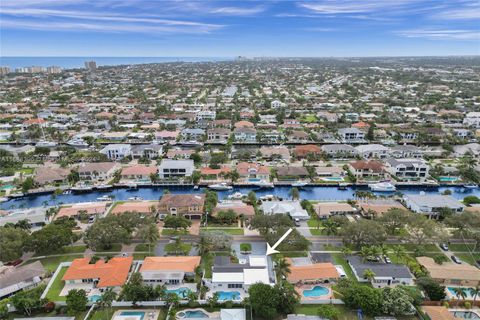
top-left (206, 289), bottom-right (246, 301)
top-left (112, 309), bottom-right (160, 320)
top-left (296, 284), bottom-right (333, 301)
top-left (176, 308), bottom-right (220, 320)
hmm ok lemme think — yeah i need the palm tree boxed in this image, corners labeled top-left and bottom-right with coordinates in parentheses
top-left (194, 236), bottom-right (212, 256)
top-left (359, 246), bottom-right (373, 262)
top-left (363, 269), bottom-right (376, 283)
top-left (453, 287), bottom-right (467, 307)
top-left (392, 245), bottom-right (407, 263)
top-left (141, 223), bottom-right (160, 253)
top-left (98, 288), bottom-right (116, 318)
top-left (470, 286), bottom-right (480, 306)
top-left (207, 292), bottom-right (219, 309)
top-left (341, 247), bottom-right (353, 257)
top-left (187, 291), bottom-right (197, 306)
top-left (274, 258), bottom-right (291, 282)
top-left (289, 187), bottom-right (300, 200)
top-left (15, 219), bottom-right (31, 231)
top-left (323, 219), bottom-right (338, 236)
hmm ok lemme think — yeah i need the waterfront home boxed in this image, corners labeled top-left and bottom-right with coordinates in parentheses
top-left (121, 165), bottom-right (157, 181)
top-left (100, 144), bottom-right (132, 160)
top-left (321, 144), bottom-right (357, 158)
top-left (110, 201), bottom-right (159, 216)
top-left (131, 144), bottom-right (163, 159)
top-left (0, 208), bottom-right (48, 228)
top-left (286, 258), bottom-right (339, 284)
top-left (63, 256), bottom-right (133, 292)
top-left (0, 261), bottom-right (45, 299)
top-left (347, 255), bottom-right (414, 288)
top-left (355, 144), bottom-right (390, 159)
top-left (384, 158), bottom-right (429, 182)
top-left (358, 200), bottom-right (406, 218)
top-left (313, 202), bottom-right (356, 219)
top-left (464, 112), bottom-right (480, 128)
top-left (212, 119), bottom-right (232, 129)
top-left (213, 201), bottom-right (255, 220)
top-left (155, 130), bottom-right (180, 143)
top-left (275, 166), bottom-right (309, 181)
top-left (237, 162), bottom-right (270, 182)
top-left (348, 160), bottom-right (385, 180)
top-left (417, 256), bottom-right (480, 286)
top-left (140, 256), bottom-right (200, 285)
top-left (403, 194), bottom-right (464, 218)
top-left (234, 127), bottom-right (257, 142)
top-left (261, 200), bottom-right (310, 221)
top-left (453, 143), bottom-right (480, 157)
top-left (34, 165), bottom-right (70, 186)
top-left (158, 194), bottom-right (205, 219)
top-left (210, 255), bottom-right (273, 291)
top-left (166, 148), bottom-right (194, 160)
top-left (207, 128), bottom-right (230, 143)
top-left (157, 159), bottom-right (194, 179)
top-left (77, 162), bottom-right (120, 181)
top-left (389, 145), bottom-right (424, 158)
top-left (294, 144), bottom-right (321, 159)
top-left (259, 146), bottom-right (291, 161)
top-left (101, 131), bottom-right (129, 141)
top-left (181, 128), bottom-right (205, 141)
top-left (200, 166), bottom-right (231, 181)
top-left (338, 127), bottom-right (365, 143)
top-left (56, 202), bottom-right (108, 220)
top-left (315, 166), bottom-right (344, 178)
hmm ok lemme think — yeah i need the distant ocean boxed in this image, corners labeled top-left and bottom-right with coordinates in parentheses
top-left (0, 56), bottom-right (232, 69)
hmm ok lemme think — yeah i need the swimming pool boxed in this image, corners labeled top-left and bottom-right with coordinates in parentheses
top-left (120, 311), bottom-right (145, 320)
top-left (166, 287), bottom-right (191, 298)
top-left (439, 176), bottom-right (459, 182)
top-left (303, 286), bottom-right (329, 297)
top-left (322, 177), bottom-right (344, 182)
top-left (177, 310), bottom-right (210, 318)
top-left (447, 287), bottom-right (473, 299)
top-left (89, 294), bottom-right (101, 302)
top-left (216, 291), bottom-right (241, 301)
top-left (452, 311), bottom-right (480, 320)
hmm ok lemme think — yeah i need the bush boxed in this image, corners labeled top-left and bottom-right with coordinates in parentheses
top-left (240, 243), bottom-right (252, 252)
top-left (317, 305), bottom-right (340, 320)
top-left (465, 301), bottom-right (472, 309)
top-left (443, 301), bottom-right (450, 308)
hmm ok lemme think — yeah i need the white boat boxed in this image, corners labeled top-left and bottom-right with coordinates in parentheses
top-left (464, 183), bottom-right (479, 189)
top-left (67, 138), bottom-right (89, 147)
top-left (97, 195), bottom-right (112, 201)
top-left (71, 185), bottom-right (93, 191)
top-left (128, 196), bottom-right (143, 201)
top-left (96, 184), bottom-right (112, 190)
top-left (368, 182), bottom-right (396, 192)
top-left (253, 180), bottom-right (274, 188)
top-left (62, 190), bottom-right (72, 195)
top-left (126, 183), bottom-right (138, 190)
top-left (208, 183), bottom-right (233, 191)
top-left (292, 181), bottom-right (308, 187)
top-left (338, 183), bottom-right (348, 190)
top-left (0, 197), bottom-right (9, 203)
top-left (36, 140), bottom-right (57, 147)
top-left (228, 192), bottom-right (245, 200)
top-left (193, 185), bottom-right (200, 190)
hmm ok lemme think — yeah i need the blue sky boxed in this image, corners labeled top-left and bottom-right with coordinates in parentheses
top-left (1, 0), bottom-right (479, 57)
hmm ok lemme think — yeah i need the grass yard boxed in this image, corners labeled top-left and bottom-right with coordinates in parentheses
top-left (331, 253), bottom-right (356, 280)
top-left (386, 243), bottom-right (440, 253)
top-left (309, 228), bottom-right (324, 236)
top-left (26, 254), bottom-right (84, 272)
top-left (165, 242), bottom-right (192, 255)
top-left (45, 267), bottom-right (67, 301)
top-left (161, 229), bottom-right (189, 236)
top-left (294, 305), bottom-right (418, 320)
top-left (307, 218), bottom-right (323, 228)
top-left (276, 251), bottom-right (308, 258)
top-left (94, 243), bottom-right (122, 253)
top-left (33, 245), bottom-right (86, 257)
top-left (202, 227), bottom-right (244, 235)
top-left (449, 243), bottom-right (479, 252)
top-left (454, 252), bottom-right (480, 266)
top-left (133, 243), bottom-right (154, 260)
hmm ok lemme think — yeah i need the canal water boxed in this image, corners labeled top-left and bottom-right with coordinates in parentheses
top-left (2, 185), bottom-right (479, 210)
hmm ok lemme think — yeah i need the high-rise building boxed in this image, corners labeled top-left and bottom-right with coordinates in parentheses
top-left (0, 67), bottom-right (10, 75)
top-left (46, 66), bottom-right (62, 74)
top-left (84, 61), bottom-right (97, 71)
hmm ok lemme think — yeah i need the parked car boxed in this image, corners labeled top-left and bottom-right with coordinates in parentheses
top-left (6, 259), bottom-right (23, 266)
top-left (294, 218), bottom-right (301, 227)
top-left (451, 255), bottom-right (462, 264)
top-left (440, 243), bottom-right (449, 251)
top-left (384, 256), bottom-right (392, 264)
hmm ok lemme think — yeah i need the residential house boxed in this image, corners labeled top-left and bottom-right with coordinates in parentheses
top-left (77, 162), bottom-right (119, 181)
top-left (286, 258), bottom-right (339, 284)
top-left (289, 130), bottom-right (310, 143)
top-left (271, 100), bottom-right (286, 108)
top-left (358, 200), bottom-right (406, 218)
top-left (196, 111), bottom-right (216, 122)
top-left (110, 201), bottom-right (159, 216)
top-left (140, 256), bottom-right (201, 285)
top-left (348, 160), bottom-right (385, 179)
top-left (338, 128), bottom-right (365, 143)
top-left (157, 194), bottom-right (205, 219)
top-left (389, 145), bottom-right (423, 158)
top-left (181, 128), bottom-right (205, 141)
top-left (200, 166), bottom-right (231, 181)
top-left (355, 144), bottom-right (389, 159)
top-left (0, 261), bottom-right (46, 299)
top-left (464, 112), bottom-right (480, 128)
top-left (207, 128), bottom-right (230, 143)
top-left (0, 208), bottom-right (48, 228)
top-left (234, 127), bottom-right (257, 142)
top-left (63, 257), bottom-right (133, 292)
top-left (56, 202), bottom-right (108, 220)
top-left (166, 148), bottom-right (194, 160)
top-left (321, 144), bottom-right (357, 159)
top-left (384, 158), bottom-right (429, 181)
top-left (315, 166), bottom-right (344, 178)
top-left (347, 255), bottom-right (414, 288)
top-left (213, 201), bottom-right (255, 220)
top-left (34, 165), bottom-right (70, 186)
top-left (403, 194), bottom-right (464, 218)
top-left (261, 200), bottom-right (310, 220)
top-left (100, 144), bottom-right (132, 160)
top-left (121, 165), bottom-right (157, 181)
top-left (101, 132), bottom-right (129, 141)
top-left (158, 159), bottom-right (194, 179)
top-left (259, 146), bottom-right (291, 161)
top-left (275, 166), bottom-right (310, 181)
top-left (313, 202), bottom-right (356, 219)
top-left (294, 144), bottom-right (321, 159)
top-left (131, 144), bottom-right (163, 159)
top-left (236, 162), bottom-right (270, 182)
top-left (416, 256), bottom-right (480, 286)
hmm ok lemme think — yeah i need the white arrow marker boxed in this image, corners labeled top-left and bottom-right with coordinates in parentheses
top-left (266, 228), bottom-right (294, 255)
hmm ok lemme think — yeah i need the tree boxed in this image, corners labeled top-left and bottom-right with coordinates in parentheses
top-left (275, 281), bottom-right (300, 314)
top-left (28, 223), bottom-right (76, 254)
top-left (216, 209), bottom-right (237, 225)
top-left (84, 218), bottom-right (131, 251)
top-left (406, 215), bottom-right (443, 245)
top-left (165, 293), bottom-right (180, 309)
top-left (317, 305), bottom-right (340, 320)
top-left (66, 289), bottom-right (88, 315)
top-left (207, 292), bottom-right (219, 308)
top-left (289, 187), bottom-right (300, 200)
top-left (98, 288), bottom-right (116, 318)
top-left (201, 230), bottom-right (232, 250)
top-left (363, 268), bottom-right (376, 282)
top-left (192, 171), bottom-right (201, 184)
top-left (140, 222), bottom-right (159, 253)
top-left (323, 218), bottom-right (339, 236)
top-left (11, 285), bottom-right (47, 316)
top-left (21, 177), bottom-right (35, 193)
top-left (250, 214), bottom-right (294, 236)
top-left (341, 281), bottom-right (383, 316)
top-left (164, 215), bottom-right (192, 231)
top-left (464, 196), bottom-right (480, 206)
top-left (453, 287), bottom-right (467, 306)
top-left (274, 258), bottom-right (291, 282)
top-left (195, 234), bottom-right (213, 255)
top-left (248, 283), bottom-right (280, 319)
top-left (120, 272), bottom-right (156, 305)
top-left (266, 227), bottom-right (310, 252)
top-left (341, 220), bottom-right (386, 249)
top-left (0, 226), bottom-right (29, 261)
top-left (379, 208), bottom-right (411, 235)
top-left (15, 219), bottom-right (31, 231)
top-left (382, 287), bottom-right (414, 316)
top-left (416, 277), bottom-right (446, 301)
top-left (247, 191), bottom-right (257, 206)
top-left (391, 245), bottom-right (407, 263)
top-left (470, 286), bottom-right (480, 305)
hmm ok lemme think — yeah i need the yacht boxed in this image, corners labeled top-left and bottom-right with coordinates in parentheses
top-left (338, 183), bottom-right (349, 190)
top-left (67, 138), bottom-right (89, 148)
top-left (464, 183), bottom-right (479, 189)
top-left (368, 182), bottom-right (396, 192)
top-left (97, 195), bottom-right (113, 201)
top-left (36, 140), bottom-right (57, 148)
top-left (292, 181), bottom-right (308, 187)
top-left (71, 185), bottom-right (93, 192)
top-left (252, 180), bottom-right (274, 188)
top-left (62, 190), bottom-right (72, 195)
top-left (96, 184), bottom-right (112, 190)
top-left (208, 183), bottom-right (233, 191)
top-left (228, 192), bottom-right (245, 200)
top-left (193, 185), bottom-right (200, 190)
top-left (128, 196), bottom-right (143, 201)
top-left (126, 183), bottom-right (138, 190)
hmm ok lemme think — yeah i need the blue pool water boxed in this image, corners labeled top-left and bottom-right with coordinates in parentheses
top-left (166, 287), bottom-right (191, 298)
top-left (452, 311), bottom-right (480, 319)
top-left (439, 176), bottom-right (459, 182)
top-left (120, 311), bottom-right (145, 320)
top-left (216, 291), bottom-right (241, 301)
top-left (303, 286), bottom-right (329, 297)
top-left (447, 287), bottom-right (472, 298)
top-left (179, 310), bottom-right (209, 318)
top-left (89, 294), bottom-right (101, 302)
top-left (322, 177), bottom-right (344, 181)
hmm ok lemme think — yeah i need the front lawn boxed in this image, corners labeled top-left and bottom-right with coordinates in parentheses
top-left (33, 245), bottom-right (86, 257)
top-left (454, 252), bottom-right (480, 266)
top-left (26, 254), bottom-right (84, 272)
top-left (449, 243), bottom-right (478, 252)
top-left (202, 227), bottom-right (244, 235)
top-left (94, 243), bottom-right (122, 253)
top-left (161, 229), bottom-right (189, 236)
top-left (331, 253), bottom-right (356, 280)
top-left (165, 242), bottom-right (192, 255)
top-left (45, 267), bottom-right (67, 301)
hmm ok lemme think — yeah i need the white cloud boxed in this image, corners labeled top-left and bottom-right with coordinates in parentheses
top-left (211, 6), bottom-right (266, 16)
top-left (396, 29), bottom-right (480, 40)
top-left (298, 0), bottom-right (421, 14)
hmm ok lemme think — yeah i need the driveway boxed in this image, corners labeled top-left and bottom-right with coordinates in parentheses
top-left (297, 221), bottom-right (312, 237)
top-left (232, 240), bottom-right (267, 259)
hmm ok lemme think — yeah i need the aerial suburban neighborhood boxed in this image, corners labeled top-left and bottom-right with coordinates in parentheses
top-left (1, 55), bottom-right (480, 320)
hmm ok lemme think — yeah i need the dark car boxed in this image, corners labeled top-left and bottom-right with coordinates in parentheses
top-left (6, 259), bottom-right (23, 266)
top-left (440, 243), bottom-right (449, 251)
top-left (451, 255), bottom-right (462, 264)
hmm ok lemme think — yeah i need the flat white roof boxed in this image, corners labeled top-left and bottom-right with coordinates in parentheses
top-left (212, 272), bottom-right (244, 283)
top-left (249, 256), bottom-right (267, 267)
top-left (244, 268), bottom-right (270, 285)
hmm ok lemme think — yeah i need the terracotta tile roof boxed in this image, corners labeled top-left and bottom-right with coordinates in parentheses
top-left (236, 162), bottom-right (270, 175)
top-left (349, 160), bottom-right (384, 172)
top-left (56, 202), bottom-right (108, 219)
top-left (417, 256), bottom-right (480, 282)
top-left (23, 118), bottom-right (46, 125)
top-left (111, 201), bottom-right (159, 215)
top-left (121, 165), bottom-right (157, 176)
top-left (159, 194), bottom-right (205, 207)
top-left (63, 257), bottom-right (133, 287)
top-left (234, 121), bottom-right (254, 128)
top-left (213, 202), bottom-right (255, 217)
top-left (294, 144), bottom-right (321, 155)
top-left (140, 256), bottom-right (201, 273)
top-left (422, 306), bottom-right (457, 320)
top-left (287, 261), bottom-right (340, 282)
top-left (200, 166), bottom-right (231, 175)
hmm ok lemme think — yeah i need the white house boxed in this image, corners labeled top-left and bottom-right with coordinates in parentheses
top-left (261, 200), bottom-right (310, 220)
top-left (338, 128), bottom-right (365, 143)
top-left (403, 194), bottom-right (465, 218)
top-left (464, 112), bottom-right (480, 128)
top-left (140, 256), bottom-right (200, 285)
top-left (158, 159), bottom-right (194, 179)
top-left (384, 158), bottom-right (429, 181)
top-left (355, 144), bottom-right (390, 159)
top-left (100, 144), bottom-right (132, 160)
